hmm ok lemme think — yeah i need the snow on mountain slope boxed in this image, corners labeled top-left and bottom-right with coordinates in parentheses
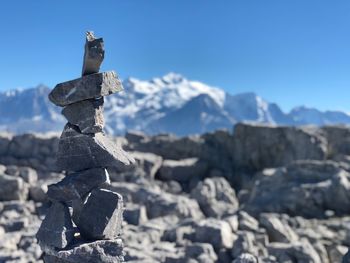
top-left (0, 73), bottom-right (349, 135)
top-left (103, 73), bottom-right (226, 134)
top-left (151, 94), bottom-right (235, 136)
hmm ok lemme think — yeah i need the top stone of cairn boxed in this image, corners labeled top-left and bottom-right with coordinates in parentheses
top-left (82, 31), bottom-right (105, 76)
top-left (49, 31), bottom-right (123, 107)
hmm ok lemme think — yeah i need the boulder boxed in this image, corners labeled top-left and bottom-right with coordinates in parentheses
top-left (47, 168), bottom-right (109, 202)
top-left (191, 177), bottom-right (238, 218)
top-left (158, 158), bottom-right (208, 184)
top-left (44, 238), bottom-right (124, 263)
top-left (232, 123), bottom-right (327, 172)
top-left (82, 31), bottom-right (105, 76)
top-left (238, 211), bottom-right (259, 232)
top-left (49, 71), bottom-right (123, 107)
top-left (124, 204), bottom-right (148, 225)
top-left (29, 183), bottom-right (48, 203)
top-left (0, 173), bottom-right (28, 201)
top-left (328, 245), bottom-right (348, 263)
top-left (144, 191), bottom-right (203, 220)
top-left (185, 243), bottom-right (218, 262)
top-left (75, 188), bottom-right (123, 240)
top-left (259, 213), bottom-right (298, 243)
top-left (110, 182), bottom-right (203, 220)
top-left (62, 98), bottom-right (104, 134)
top-left (0, 133), bottom-right (12, 156)
top-left (56, 123), bottom-right (134, 171)
top-left (108, 151), bottom-right (163, 181)
top-left (162, 224), bottom-right (195, 245)
top-left (323, 126), bottom-right (350, 157)
top-left (224, 214), bottom-right (239, 232)
top-left (267, 239), bottom-right (321, 263)
top-left (231, 231), bottom-right (268, 259)
top-left (36, 202), bottom-right (74, 249)
top-left (233, 253), bottom-right (258, 263)
top-left (245, 160), bottom-right (350, 217)
top-left (128, 133), bottom-right (203, 160)
top-left (125, 130), bottom-right (148, 144)
top-left (18, 167), bottom-right (38, 185)
top-left (192, 218), bottom-right (236, 250)
top-left (343, 249), bottom-right (350, 263)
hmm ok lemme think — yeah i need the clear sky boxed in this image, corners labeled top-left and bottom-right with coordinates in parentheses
top-left (0, 0), bottom-right (350, 112)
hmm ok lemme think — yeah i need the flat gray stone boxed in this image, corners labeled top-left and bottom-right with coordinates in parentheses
top-left (47, 168), bottom-right (110, 202)
top-left (56, 123), bottom-right (134, 171)
top-left (75, 188), bottom-right (123, 240)
top-left (82, 31), bottom-right (105, 76)
top-left (43, 238), bottom-right (124, 263)
top-left (49, 71), bottom-right (123, 107)
top-left (62, 98), bottom-right (104, 134)
top-left (36, 202), bottom-right (74, 249)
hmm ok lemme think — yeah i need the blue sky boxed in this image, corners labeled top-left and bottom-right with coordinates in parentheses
top-left (0, 1), bottom-right (350, 112)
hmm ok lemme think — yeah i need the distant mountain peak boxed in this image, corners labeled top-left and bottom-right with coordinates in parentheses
top-left (0, 74), bottom-right (349, 135)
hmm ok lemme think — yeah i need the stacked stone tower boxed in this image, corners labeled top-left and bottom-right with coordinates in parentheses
top-left (36, 32), bottom-right (134, 263)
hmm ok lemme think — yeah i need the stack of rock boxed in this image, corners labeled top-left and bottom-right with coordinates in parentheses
top-left (36, 32), bottom-right (134, 263)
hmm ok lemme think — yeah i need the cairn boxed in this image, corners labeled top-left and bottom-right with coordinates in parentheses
top-left (36, 32), bottom-right (134, 263)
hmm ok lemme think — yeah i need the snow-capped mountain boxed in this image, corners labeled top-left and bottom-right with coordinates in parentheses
top-left (1, 73), bottom-right (349, 135)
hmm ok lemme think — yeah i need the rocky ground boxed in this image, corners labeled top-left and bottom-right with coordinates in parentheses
top-left (1, 123), bottom-right (350, 262)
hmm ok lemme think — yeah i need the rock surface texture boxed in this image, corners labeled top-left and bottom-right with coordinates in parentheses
top-left (1, 124), bottom-right (350, 262)
top-left (36, 31), bottom-right (134, 262)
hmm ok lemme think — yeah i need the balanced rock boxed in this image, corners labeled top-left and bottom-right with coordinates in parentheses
top-left (75, 188), bottom-right (123, 240)
top-left (36, 202), bottom-right (75, 249)
top-left (62, 98), bottom-right (104, 134)
top-left (49, 71), bottom-right (123, 107)
top-left (43, 238), bottom-right (124, 263)
top-left (56, 123), bottom-right (134, 171)
top-left (82, 31), bottom-right (105, 76)
top-left (47, 168), bottom-right (110, 202)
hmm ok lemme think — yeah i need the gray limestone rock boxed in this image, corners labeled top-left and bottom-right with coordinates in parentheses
top-left (49, 71), bottom-right (123, 107)
top-left (343, 249), bottom-right (350, 263)
top-left (43, 238), bottom-right (124, 263)
top-left (82, 31), bottom-right (105, 76)
top-left (259, 213), bottom-right (298, 243)
top-left (232, 123), bottom-right (327, 172)
top-left (233, 253), bottom-right (258, 263)
top-left (62, 98), bottom-right (104, 134)
top-left (124, 204), bottom-right (148, 225)
top-left (56, 123), bottom-right (134, 171)
top-left (231, 231), bottom-right (267, 259)
top-left (191, 177), bottom-right (239, 218)
top-left (0, 173), bottom-right (28, 201)
top-left (245, 160), bottom-right (350, 217)
top-left (185, 243), bottom-right (218, 262)
top-left (47, 168), bottom-right (110, 202)
top-left (158, 157), bottom-right (208, 183)
top-left (267, 239), bottom-right (321, 263)
top-left (192, 218), bottom-right (236, 249)
top-left (36, 202), bottom-right (74, 249)
top-left (75, 188), bottom-right (123, 240)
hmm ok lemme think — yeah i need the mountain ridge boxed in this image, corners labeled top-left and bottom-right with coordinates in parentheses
top-left (0, 73), bottom-right (349, 135)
